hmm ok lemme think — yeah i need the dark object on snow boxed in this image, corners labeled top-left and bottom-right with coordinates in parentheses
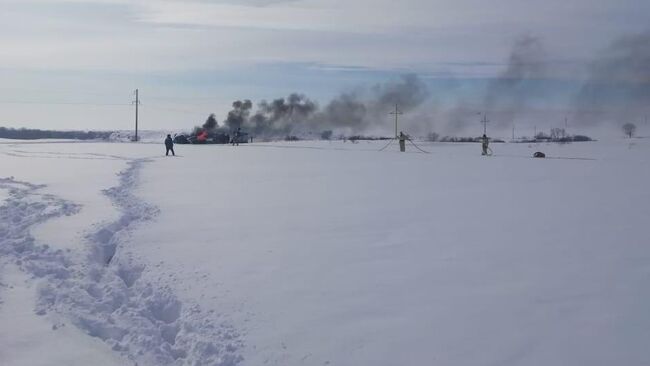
top-left (533, 152), bottom-right (546, 158)
top-left (165, 134), bottom-right (175, 156)
top-left (173, 134), bottom-right (189, 144)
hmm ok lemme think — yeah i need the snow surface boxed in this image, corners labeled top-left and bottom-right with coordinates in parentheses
top-left (0, 262), bottom-right (125, 366)
top-left (1, 138), bottom-right (649, 366)
top-left (0, 187), bottom-right (8, 204)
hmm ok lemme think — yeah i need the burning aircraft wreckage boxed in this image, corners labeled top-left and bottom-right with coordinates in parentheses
top-left (173, 74), bottom-right (431, 144)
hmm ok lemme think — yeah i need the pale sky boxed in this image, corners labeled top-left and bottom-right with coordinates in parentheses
top-left (1, 0), bottom-right (649, 134)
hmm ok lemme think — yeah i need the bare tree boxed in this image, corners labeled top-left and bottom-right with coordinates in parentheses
top-left (622, 123), bottom-right (637, 138)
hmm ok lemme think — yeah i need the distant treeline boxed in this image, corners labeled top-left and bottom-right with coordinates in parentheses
top-left (347, 135), bottom-right (393, 141)
top-left (0, 127), bottom-right (113, 140)
top-left (514, 128), bottom-right (594, 143)
top-left (515, 134), bottom-right (593, 143)
top-left (438, 136), bottom-right (506, 143)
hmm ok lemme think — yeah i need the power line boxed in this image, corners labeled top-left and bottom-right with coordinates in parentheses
top-left (0, 100), bottom-right (215, 115)
top-left (142, 104), bottom-right (207, 115)
top-left (0, 100), bottom-right (130, 106)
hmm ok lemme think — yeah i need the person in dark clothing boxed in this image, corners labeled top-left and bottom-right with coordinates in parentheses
top-left (165, 134), bottom-right (175, 156)
top-left (481, 134), bottom-right (489, 156)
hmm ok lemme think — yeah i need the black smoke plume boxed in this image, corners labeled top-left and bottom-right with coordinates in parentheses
top-left (224, 100), bottom-right (253, 129)
top-left (484, 35), bottom-right (547, 129)
top-left (574, 31), bottom-right (650, 127)
top-left (247, 93), bottom-right (318, 137)
top-left (442, 35), bottom-right (549, 134)
top-left (189, 32), bottom-right (650, 139)
top-left (203, 113), bottom-right (218, 130)
top-left (312, 74), bottom-right (430, 135)
top-left (211, 74), bottom-right (430, 139)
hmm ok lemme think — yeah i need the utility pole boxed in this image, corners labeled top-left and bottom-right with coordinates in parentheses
top-left (512, 123), bottom-right (515, 141)
top-left (390, 104), bottom-right (403, 138)
top-left (132, 89), bottom-right (140, 142)
top-left (481, 113), bottom-right (489, 135)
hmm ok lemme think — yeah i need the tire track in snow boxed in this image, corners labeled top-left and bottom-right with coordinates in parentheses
top-left (0, 158), bottom-right (244, 366)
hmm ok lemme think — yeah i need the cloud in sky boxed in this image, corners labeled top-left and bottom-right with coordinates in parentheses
top-left (3, 0), bottom-right (649, 72)
top-left (0, 0), bottom-right (648, 132)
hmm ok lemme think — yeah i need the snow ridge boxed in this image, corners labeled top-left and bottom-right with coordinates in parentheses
top-left (0, 160), bottom-right (244, 366)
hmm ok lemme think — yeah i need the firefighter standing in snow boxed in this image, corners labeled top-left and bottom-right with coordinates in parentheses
top-left (165, 134), bottom-right (175, 156)
top-left (481, 134), bottom-right (489, 156)
top-left (398, 131), bottom-right (407, 152)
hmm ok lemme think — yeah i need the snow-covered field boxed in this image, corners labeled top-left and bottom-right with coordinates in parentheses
top-left (1, 137), bottom-right (649, 366)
